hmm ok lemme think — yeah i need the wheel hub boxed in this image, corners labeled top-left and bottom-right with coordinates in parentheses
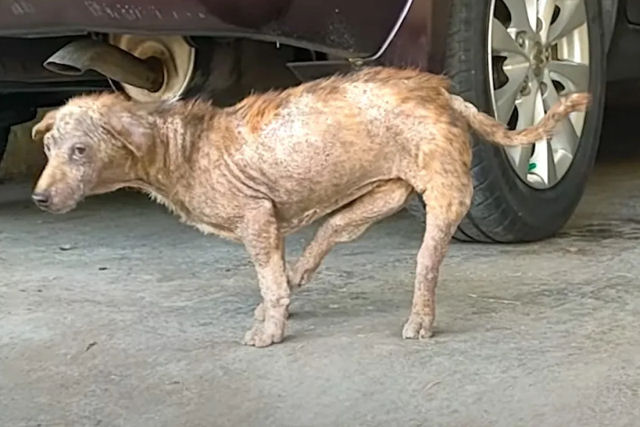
top-left (520, 34), bottom-right (543, 75)
top-left (531, 42), bottom-right (549, 75)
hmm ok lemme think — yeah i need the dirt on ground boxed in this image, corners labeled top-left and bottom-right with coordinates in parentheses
top-left (1, 160), bottom-right (639, 427)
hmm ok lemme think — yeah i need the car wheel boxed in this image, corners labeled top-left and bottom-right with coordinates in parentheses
top-left (409, 0), bottom-right (605, 242)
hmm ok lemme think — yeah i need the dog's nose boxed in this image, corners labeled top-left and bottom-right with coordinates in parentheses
top-left (32, 191), bottom-right (51, 207)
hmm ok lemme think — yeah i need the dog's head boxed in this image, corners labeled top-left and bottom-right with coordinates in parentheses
top-left (31, 93), bottom-right (152, 213)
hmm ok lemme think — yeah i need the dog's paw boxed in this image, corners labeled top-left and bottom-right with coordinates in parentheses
top-left (286, 263), bottom-right (314, 290)
top-left (243, 318), bottom-right (286, 348)
top-left (402, 315), bottom-right (434, 340)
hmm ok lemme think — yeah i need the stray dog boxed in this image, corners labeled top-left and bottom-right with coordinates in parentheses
top-left (31, 67), bottom-right (590, 347)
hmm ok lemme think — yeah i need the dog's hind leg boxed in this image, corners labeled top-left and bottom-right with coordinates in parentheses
top-left (289, 179), bottom-right (413, 289)
top-left (254, 180), bottom-right (413, 322)
top-left (402, 165), bottom-right (472, 340)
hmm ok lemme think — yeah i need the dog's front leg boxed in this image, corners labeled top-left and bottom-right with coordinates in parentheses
top-left (240, 199), bottom-right (290, 347)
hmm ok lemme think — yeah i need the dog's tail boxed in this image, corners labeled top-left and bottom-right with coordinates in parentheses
top-left (448, 92), bottom-right (591, 147)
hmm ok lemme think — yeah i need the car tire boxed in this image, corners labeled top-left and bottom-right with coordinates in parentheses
top-left (409, 0), bottom-right (605, 242)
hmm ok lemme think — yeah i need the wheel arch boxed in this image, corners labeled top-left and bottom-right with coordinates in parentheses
top-left (379, 0), bottom-right (452, 73)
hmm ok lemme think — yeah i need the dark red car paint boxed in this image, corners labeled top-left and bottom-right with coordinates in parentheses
top-left (0, 0), bottom-right (449, 72)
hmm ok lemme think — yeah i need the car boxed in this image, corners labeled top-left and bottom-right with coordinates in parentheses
top-left (0, 0), bottom-right (631, 242)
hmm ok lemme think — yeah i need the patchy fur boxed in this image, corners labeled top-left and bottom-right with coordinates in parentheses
top-left (31, 66), bottom-right (590, 346)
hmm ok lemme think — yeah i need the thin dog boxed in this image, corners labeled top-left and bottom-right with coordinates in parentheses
top-left (31, 67), bottom-right (590, 347)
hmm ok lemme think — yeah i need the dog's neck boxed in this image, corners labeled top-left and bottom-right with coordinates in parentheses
top-left (121, 101), bottom-right (229, 208)
top-left (132, 120), bottom-right (196, 198)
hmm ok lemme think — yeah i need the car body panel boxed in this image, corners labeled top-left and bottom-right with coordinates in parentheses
top-left (0, 0), bottom-right (410, 57)
top-left (606, 0), bottom-right (640, 81)
top-left (380, 0), bottom-right (450, 73)
top-left (0, 0), bottom-right (624, 97)
top-left (600, 0), bottom-right (620, 48)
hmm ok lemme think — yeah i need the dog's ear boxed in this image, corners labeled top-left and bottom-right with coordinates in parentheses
top-left (31, 108), bottom-right (59, 142)
top-left (104, 111), bottom-right (153, 157)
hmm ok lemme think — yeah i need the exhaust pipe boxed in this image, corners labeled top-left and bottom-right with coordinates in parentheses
top-left (43, 39), bottom-right (164, 93)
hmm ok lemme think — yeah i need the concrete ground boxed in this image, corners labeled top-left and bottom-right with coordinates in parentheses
top-left (1, 160), bottom-right (639, 427)
top-left (3, 103), bottom-right (640, 427)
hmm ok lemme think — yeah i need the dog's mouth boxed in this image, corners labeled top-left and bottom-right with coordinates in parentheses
top-left (37, 203), bottom-right (77, 214)
top-left (34, 196), bottom-right (80, 214)
top-left (49, 205), bottom-right (76, 214)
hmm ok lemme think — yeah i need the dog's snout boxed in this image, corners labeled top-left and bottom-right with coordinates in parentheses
top-left (32, 191), bottom-right (51, 207)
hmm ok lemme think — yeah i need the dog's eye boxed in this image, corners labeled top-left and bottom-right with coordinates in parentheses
top-left (44, 143), bottom-right (51, 156)
top-left (73, 145), bottom-right (86, 157)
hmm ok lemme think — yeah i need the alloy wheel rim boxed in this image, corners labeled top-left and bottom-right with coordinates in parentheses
top-left (488, 0), bottom-right (590, 189)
